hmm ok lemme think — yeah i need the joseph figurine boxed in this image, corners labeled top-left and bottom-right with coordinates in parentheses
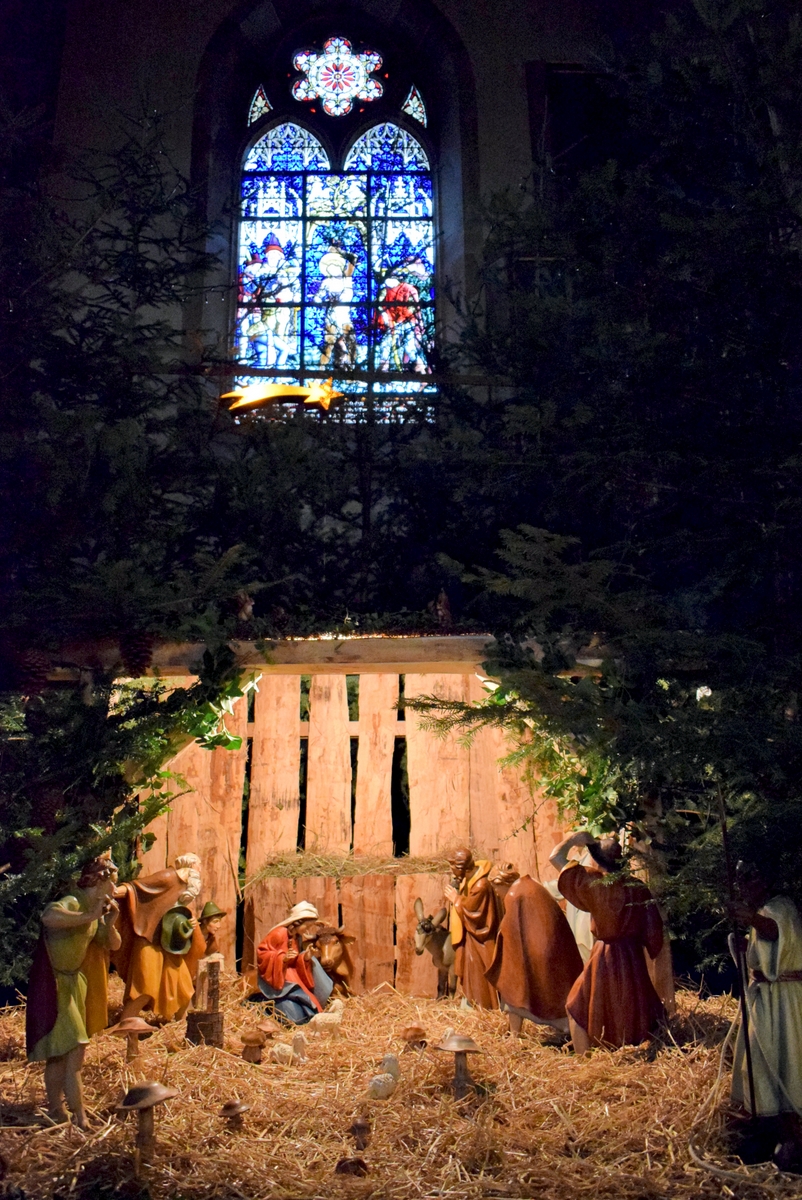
top-left (444, 848), bottom-right (502, 1009)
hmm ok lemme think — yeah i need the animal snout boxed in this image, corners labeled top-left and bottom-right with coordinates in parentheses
top-left (414, 946), bottom-right (424, 956)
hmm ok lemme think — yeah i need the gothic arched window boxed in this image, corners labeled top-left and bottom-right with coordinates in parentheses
top-left (237, 96), bottom-right (435, 418)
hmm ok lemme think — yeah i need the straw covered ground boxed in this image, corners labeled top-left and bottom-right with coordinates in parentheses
top-left (0, 981), bottom-right (798, 1200)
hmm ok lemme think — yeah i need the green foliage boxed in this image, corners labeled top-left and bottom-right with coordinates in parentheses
top-left (415, 0), bottom-right (802, 970)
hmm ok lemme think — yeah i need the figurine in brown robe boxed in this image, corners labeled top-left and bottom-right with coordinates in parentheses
top-left (486, 874), bottom-right (583, 1035)
top-left (445, 848), bottom-right (502, 1009)
top-left (551, 831), bottom-right (665, 1053)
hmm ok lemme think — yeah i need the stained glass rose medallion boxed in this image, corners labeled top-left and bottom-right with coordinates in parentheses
top-left (293, 37), bottom-right (383, 117)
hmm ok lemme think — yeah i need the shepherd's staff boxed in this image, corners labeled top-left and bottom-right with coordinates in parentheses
top-left (716, 784), bottom-right (757, 1120)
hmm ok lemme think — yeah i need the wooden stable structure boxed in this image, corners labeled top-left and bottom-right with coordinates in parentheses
top-left (138, 636), bottom-right (568, 994)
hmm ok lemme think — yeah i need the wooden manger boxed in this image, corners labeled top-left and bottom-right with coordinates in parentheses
top-left (137, 637), bottom-right (573, 992)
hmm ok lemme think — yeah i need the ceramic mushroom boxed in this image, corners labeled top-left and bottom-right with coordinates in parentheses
top-left (219, 1099), bottom-right (250, 1130)
top-left (435, 1033), bottom-right (483, 1100)
top-left (241, 1029), bottom-right (267, 1063)
top-left (400, 1023), bottom-right (427, 1051)
top-left (349, 1115), bottom-right (371, 1151)
top-left (116, 1080), bottom-right (178, 1171)
top-left (107, 1016), bottom-right (154, 1061)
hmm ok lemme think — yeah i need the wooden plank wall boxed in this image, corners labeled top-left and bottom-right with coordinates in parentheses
top-left (246, 675), bottom-right (301, 871)
top-left (340, 874), bottom-right (395, 993)
top-left (352, 674), bottom-right (397, 856)
top-left (135, 697), bottom-right (247, 964)
top-left (305, 675), bottom-right (352, 853)
top-left (405, 674), bottom-right (471, 856)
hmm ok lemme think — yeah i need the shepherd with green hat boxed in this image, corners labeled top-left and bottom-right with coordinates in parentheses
top-left (199, 899), bottom-right (228, 956)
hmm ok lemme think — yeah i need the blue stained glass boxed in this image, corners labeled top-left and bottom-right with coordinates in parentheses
top-left (244, 124), bottom-right (330, 171)
top-left (344, 123), bottom-right (429, 172)
top-left (370, 174), bottom-right (432, 218)
top-left (238, 119), bottom-right (435, 411)
top-left (241, 176), bottom-right (304, 220)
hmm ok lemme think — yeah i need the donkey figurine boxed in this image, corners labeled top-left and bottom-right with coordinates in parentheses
top-left (413, 897), bottom-right (456, 999)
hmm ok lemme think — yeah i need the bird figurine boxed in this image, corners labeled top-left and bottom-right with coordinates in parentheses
top-left (223, 378), bottom-right (344, 413)
top-left (307, 997), bottom-right (345, 1035)
top-left (366, 1071), bottom-right (397, 1100)
top-left (378, 1053), bottom-right (400, 1080)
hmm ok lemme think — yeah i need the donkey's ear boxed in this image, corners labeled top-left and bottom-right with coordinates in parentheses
top-left (414, 897), bottom-right (425, 920)
top-left (432, 908), bottom-right (448, 927)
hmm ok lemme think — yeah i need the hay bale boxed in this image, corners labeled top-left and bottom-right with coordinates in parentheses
top-left (1, 982), bottom-right (798, 1199)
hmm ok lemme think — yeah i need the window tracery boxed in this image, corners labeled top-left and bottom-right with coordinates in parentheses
top-left (292, 37), bottom-right (383, 118)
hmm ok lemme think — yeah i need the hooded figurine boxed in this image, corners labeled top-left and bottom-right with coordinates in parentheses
top-left (114, 855), bottom-right (206, 1025)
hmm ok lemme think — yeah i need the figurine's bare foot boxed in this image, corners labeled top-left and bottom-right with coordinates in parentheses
top-left (508, 1013), bottom-right (524, 1037)
top-left (568, 1016), bottom-right (591, 1056)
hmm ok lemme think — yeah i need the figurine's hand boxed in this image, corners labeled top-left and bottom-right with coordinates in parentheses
top-left (86, 895), bottom-right (108, 921)
top-left (284, 951), bottom-right (299, 964)
top-left (102, 900), bottom-right (119, 926)
top-left (188, 918), bottom-right (198, 930)
top-left (443, 885), bottom-right (458, 905)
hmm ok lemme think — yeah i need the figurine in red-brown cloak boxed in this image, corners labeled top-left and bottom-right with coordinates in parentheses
top-left (550, 831), bottom-right (665, 1053)
top-left (256, 901), bottom-right (334, 1023)
top-left (486, 874), bottom-right (583, 1036)
top-left (444, 848), bottom-right (502, 1009)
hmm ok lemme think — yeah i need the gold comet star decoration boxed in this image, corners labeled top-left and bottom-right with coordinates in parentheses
top-left (223, 378), bottom-right (344, 413)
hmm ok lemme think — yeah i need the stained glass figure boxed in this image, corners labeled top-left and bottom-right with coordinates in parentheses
top-left (248, 86), bottom-right (272, 125)
top-left (237, 119), bottom-right (434, 415)
top-left (401, 85), bottom-right (427, 127)
top-left (292, 37), bottom-right (383, 117)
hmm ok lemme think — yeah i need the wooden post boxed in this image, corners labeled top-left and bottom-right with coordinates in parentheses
top-left (405, 674), bottom-right (471, 857)
top-left (353, 674), bottom-right (398, 856)
top-left (339, 875), bottom-right (395, 993)
top-left (305, 675), bottom-right (352, 853)
top-left (246, 676), bottom-right (301, 868)
top-left (186, 960), bottom-right (224, 1046)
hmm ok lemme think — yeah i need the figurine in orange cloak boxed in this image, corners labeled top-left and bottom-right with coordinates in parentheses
top-left (550, 831), bottom-right (665, 1053)
top-left (256, 901), bottom-right (334, 1024)
top-left (114, 854), bottom-right (206, 1026)
top-left (444, 848), bottom-right (503, 1009)
top-left (486, 874), bottom-right (583, 1036)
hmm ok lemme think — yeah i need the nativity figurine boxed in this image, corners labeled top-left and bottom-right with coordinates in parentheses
top-left (485, 873), bottom-right (583, 1036)
top-left (444, 847), bottom-right (503, 1009)
top-left (26, 856), bottom-right (121, 1127)
top-left (729, 860), bottom-right (802, 1159)
top-left (550, 830), bottom-right (664, 1053)
top-left (255, 901), bottom-right (334, 1023)
top-left (113, 853), bottom-right (206, 1030)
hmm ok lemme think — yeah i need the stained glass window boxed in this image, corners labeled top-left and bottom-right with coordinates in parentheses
top-left (237, 120), bottom-right (435, 418)
top-left (248, 86), bottom-right (272, 125)
top-left (292, 37), bottom-right (383, 117)
top-left (401, 85), bottom-right (427, 128)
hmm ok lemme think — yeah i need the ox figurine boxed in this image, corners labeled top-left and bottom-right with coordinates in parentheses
top-left (311, 925), bottom-right (356, 998)
top-left (413, 898), bottom-right (456, 999)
